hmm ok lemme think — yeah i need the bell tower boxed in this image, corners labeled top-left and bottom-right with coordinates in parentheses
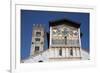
top-left (30, 24), bottom-right (45, 56)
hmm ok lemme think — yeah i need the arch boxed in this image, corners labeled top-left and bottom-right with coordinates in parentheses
top-left (59, 48), bottom-right (62, 56)
top-left (70, 48), bottom-right (73, 56)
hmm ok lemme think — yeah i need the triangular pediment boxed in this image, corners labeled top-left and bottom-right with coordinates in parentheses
top-left (49, 19), bottom-right (80, 28)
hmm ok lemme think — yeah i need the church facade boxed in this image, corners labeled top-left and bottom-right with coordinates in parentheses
top-left (49, 19), bottom-right (81, 61)
top-left (22, 19), bottom-right (88, 63)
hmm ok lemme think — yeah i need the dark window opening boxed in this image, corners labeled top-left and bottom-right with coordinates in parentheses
top-left (35, 46), bottom-right (39, 52)
top-left (35, 38), bottom-right (40, 42)
top-left (38, 60), bottom-right (43, 62)
top-left (70, 49), bottom-right (73, 56)
top-left (32, 42), bottom-right (34, 44)
top-left (59, 49), bottom-right (62, 56)
top-left (36, 32), bottom-right (41, 37)
top-left (65, 36), bottom-right (67, 45)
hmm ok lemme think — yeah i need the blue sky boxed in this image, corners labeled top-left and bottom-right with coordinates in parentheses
top-left (21, 10), bottom-right (89, 60)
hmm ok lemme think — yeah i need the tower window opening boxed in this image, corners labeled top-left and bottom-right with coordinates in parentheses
top-left (36, 32), bottom-right (41, 37)
top-left (32, 42), bottom-right (34, 44)
top-left (35, 46), bottom-right (39, 52)
top-left (35, 38), bottom-right (40, 42)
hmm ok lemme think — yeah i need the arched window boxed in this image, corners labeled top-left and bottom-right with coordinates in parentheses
top-left (65, 36), bottom-right (67, 45)
top-left (59, 49), bottom-right (62, 56)
top-left (70, 49), bottom-right (73, 56)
